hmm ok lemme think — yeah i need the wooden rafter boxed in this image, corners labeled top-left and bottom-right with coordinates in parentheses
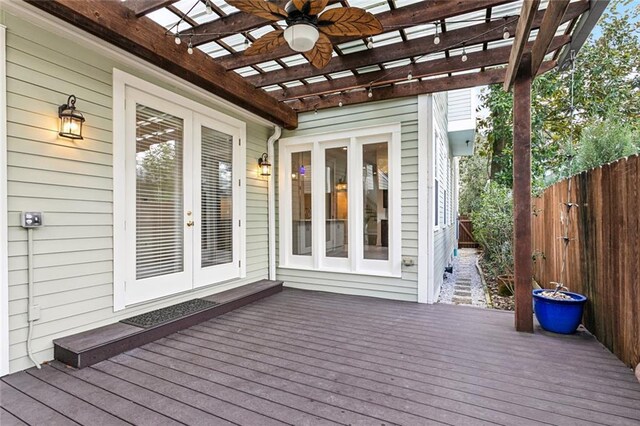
top-left (289, 60), bottom-right (556, 112)
top-left (26, 0), bottom-right (297, 129)
top-left (244, 1), bottom-right (586, 88)
top-left (531, 0), bottom-right (570, 75)
top-left (217, 0), bottom-right (512, 70)
top-left (127, 0), bottom-right (179, 17)
top-left (503, 0), bottom-right (541, 91)
top-left (276, 35), bottom-right (569, 102)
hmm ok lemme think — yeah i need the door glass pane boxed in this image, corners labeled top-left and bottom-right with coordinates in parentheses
top-left (135, 104), bottom-right (184, 279)
top-left (325, 147), bottom-right (348, 258)
top-left (362, 142), bottom-right (389, 260)
top-left (291, 151), bottom-right (312, 256)
top-left (202, 127), bottom-right (233, 267)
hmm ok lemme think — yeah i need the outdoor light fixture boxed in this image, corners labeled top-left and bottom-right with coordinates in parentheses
top-left (283, 23), bottom-right (319, 52)
top-left (258, 152), bottom-right (272, 176)
top-left (58, 95), bottom-right (85, 140)
top-left (335, 178), bottom-right (347, 192)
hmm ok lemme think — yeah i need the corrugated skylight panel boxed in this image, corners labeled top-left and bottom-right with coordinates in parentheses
top-left (355, 65), bottom-right (383, 74)
top-left (304, 76), bottom-right (328, 84)
top-left (221, 33), bottom-right (248, 52)
top-left (256, 61), bottom-right (283, 72)
top-left (147, 9), bottom-right (181, 29)
top-left (173, 0), bottom-right (205, 15)
top-left (280, 55), bottom-right (309, 67)
top-left (405, 24), bottom-right (434, 40)
top-left (491, 1), bottom-right (525, 18)
top-left (328, 70), bottom-right (355, 79)
top-left (348, 0), bottom-right (389, 13)
top-left (394, 0), bottom-right (425, 7)
top-left (199, 41), bottom-right (228, 57)
top-left (215, 0), bottom-right (239, 14)
top-left (371, 31), bottom-right (404, 48)
top-left (383, 58), bottom-right (412, 69)
top-left (262, 85), bottom-right (282, 92)
top-left (235, 67), bottom-right (260, 77)
top-left (283, 81), bottom-right (304, 88)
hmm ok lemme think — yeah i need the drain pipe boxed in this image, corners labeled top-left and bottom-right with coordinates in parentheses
top-left (267, 125), bottom-right (282, 281)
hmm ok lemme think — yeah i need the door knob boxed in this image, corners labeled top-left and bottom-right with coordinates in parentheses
top-left (186, 220), bottom-right (194, 227)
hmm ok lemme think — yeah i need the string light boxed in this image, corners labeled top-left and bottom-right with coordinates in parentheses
top-left (367, 37), bottom-right (374, 49)
top-left (205, 0), bottom-right (213, 14)
top-left (187, 39), bottom-right (194, 55)
top-left (175, 36), bottom-right (181, 45)
top-left (368, 88), bottom-right (373, 98)
top-left (314, 107), bottom-right (318, 115)
top-left (407, 72), bottom-right (413, 81)
top-left (503, 18), bottom-right (510, 39)
top-left (461, 44), bottom-right (468, 62)
top-left (433, 23), bottom-right (440, 45)
top-left (338, 100), bottom-right (343, 107)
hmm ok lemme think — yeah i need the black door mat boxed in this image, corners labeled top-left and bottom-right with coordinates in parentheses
top-left (120, 299), bottom-right (219, 328)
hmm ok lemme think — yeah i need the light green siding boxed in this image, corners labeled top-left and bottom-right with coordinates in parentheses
top-left (277, 98), bottom-right (420, 301)
top-left (2, 11), bottom-right (271, 373)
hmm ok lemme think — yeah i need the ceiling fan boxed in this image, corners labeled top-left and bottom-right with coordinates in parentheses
top-left (227, 0), bottom-right (383, 68)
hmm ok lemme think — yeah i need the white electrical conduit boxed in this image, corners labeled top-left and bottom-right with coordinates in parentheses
top-left (267, 125), bottom-right (282, 281)
top-left (27, 228), bottom-right (40, 369)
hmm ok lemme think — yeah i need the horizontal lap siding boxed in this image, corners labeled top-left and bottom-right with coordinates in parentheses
top-left (2, 12), bottom-right (271, 373)
top-left (278, 99), bottom-right (419, 301)
top-left (433, 93), bottom-right (455, 298)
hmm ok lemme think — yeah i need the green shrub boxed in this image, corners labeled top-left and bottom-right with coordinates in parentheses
top-left (470, 182), bottom-right (514, 282)
top-left (458, 154), bottom-right (490, 216)
top-left (573, 118), bottom-right (640, 173)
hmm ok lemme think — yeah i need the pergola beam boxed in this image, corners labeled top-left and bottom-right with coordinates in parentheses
top-left (531, 0), bottom-right (570, 75)
top-left (245, 1), bottom-right (587, 88)
top-left (25, 0), bottom-right (297, 129)
top-left (289, 61), bottom-right (555, 112)
top-left (127, 0), bottom-right (179, 17)
top-left (276, 36), bottom-right (569, 102)
top-left (219, 0), bottom-right (512, 70)
top-left (503, 0), bottom-right (540, 91)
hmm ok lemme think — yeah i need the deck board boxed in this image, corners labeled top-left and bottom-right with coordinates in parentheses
top-left (3, 288), bottom-right (640, 425)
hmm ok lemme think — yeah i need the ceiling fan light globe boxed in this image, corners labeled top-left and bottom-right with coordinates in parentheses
top-left (284, 24), bottom-right (319, 52)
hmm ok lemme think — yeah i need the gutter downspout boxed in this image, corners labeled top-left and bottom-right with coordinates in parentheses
top-left (267, 126), bottom-right (282, 281)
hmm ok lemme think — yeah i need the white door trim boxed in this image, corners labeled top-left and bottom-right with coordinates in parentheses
top-left (113, 70), bottom-right (246, 311)
top-left (0, 24), bottom-right (10, 376)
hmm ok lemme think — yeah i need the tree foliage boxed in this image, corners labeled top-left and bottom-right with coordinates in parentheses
top-left (475, 0), bottom-right (640, 189)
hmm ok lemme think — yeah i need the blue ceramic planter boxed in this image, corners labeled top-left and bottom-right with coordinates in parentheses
top-left (533, 289), bottom-right (587, 334)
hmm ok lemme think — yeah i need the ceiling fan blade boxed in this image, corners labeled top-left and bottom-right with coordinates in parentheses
top-left (318, 7), bottom-right (383, 37)
top-left (245, 30), bottom-right (287, 55)
top-left (292, 0), bottom-right (330, 15)
top-left (226, 0), bottom-right (287, 21)
top-left (303, 32), bottom-right (333, 69)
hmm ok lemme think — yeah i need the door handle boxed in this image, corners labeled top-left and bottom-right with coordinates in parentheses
top-left (186, 220), bottom-right (194, 227)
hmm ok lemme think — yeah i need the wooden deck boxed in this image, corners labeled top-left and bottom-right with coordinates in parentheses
top-left (2, 288), bottom-right (640, 425)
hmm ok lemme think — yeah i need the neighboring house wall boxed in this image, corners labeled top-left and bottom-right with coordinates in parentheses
top-left (432, 92), bottom-right (456, 299)
top-left (277, 98), bottom-right (419, 301)
top-left (2, 10), bottom-right (271, 373)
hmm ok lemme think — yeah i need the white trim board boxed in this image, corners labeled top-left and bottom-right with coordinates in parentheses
top-left (0, 24), bottom-right (9, 376)
top-left (418, 94), bottom-right (436, 304)
top-left (0, 0), bottom-right (276, 129)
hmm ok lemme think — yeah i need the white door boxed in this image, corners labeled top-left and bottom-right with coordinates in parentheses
top-left (193, 114), bottom-right (241, 287)
top-left (124, 89), bottom-right (242, 306)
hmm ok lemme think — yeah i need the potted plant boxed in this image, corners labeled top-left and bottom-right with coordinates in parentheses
top-left (533, 282), bottom-right (587, 334)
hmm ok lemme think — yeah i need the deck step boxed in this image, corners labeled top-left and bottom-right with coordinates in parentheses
top-left (54, 280), bottom-right (283, 369)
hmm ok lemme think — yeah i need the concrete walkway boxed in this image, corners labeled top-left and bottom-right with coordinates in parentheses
top-left (438, 248), bottom-right (487, 307)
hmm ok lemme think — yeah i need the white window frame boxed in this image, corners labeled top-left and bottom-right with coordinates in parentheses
top-left (113, 70), bottom-right (246, 311)
top-left (279, 124), bottom-right (402, 277)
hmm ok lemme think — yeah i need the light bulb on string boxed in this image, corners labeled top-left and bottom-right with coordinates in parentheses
top-left (187, 40), bottom-right (194, 55)
top-left (433, 23), bottom-right (440, 45)
top-left (314, 107), bottom-right (318, 115)
top-left (407, 72), bottom-right (413, 81)
top-left (338, 100), bottom-right (343, 107)
top-left (175, 35), bottom-right (181, 45)
top-left (503, 17), bottom-right (510, 39)
top-left (367, 37), bottom-right (374, 49)
top-left (461, 44), bottom-right (468, 62)
top-left (368, 88), bottom-right (373, 98)
top-left (205, 0), bottom-right (213, 15)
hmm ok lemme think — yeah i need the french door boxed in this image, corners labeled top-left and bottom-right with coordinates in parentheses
top-left (124, 88), bottom-right (241, 306)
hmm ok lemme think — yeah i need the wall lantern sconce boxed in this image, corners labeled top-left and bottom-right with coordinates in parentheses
top-left (335, 178), bottom-right (347, 192)
top-left (58, 95), bottom-right (85, 140)
top-left (258, 152), bottom-right (271, 176)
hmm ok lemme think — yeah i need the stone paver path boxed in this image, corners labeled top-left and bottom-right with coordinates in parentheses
top-left (438, 248), bottom-right (487, 307)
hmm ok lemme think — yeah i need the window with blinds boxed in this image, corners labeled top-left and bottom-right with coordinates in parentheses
top-left (201, 126), bottom-right (234, 267)
top-left (135, 104), bottom-right (184, 280)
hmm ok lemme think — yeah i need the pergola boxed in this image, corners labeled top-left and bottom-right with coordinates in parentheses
top-left (27, 0), bottom-right (606, 332)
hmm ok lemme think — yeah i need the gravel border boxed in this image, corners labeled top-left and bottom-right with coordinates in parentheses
top-left (438, 248), bottom-right (487, 308)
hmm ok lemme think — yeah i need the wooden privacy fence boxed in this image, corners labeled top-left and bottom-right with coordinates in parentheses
top-left (532, 154), bottom-right (640, 368)
top-left (458, 216), bottom-right (479, 248)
